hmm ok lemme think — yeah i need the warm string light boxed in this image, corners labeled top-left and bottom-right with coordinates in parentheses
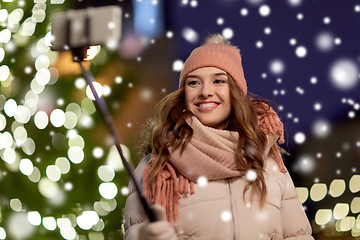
top-left (304, 175), bottom-right (360, 237)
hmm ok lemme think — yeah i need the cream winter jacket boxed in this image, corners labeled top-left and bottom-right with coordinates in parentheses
top-left (123, 152), bottom-right (314, 240)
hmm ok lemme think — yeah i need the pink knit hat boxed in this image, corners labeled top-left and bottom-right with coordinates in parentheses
top-left (179, 43), bottom-right (247, 94)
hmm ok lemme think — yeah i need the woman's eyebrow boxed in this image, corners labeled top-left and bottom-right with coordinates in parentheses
top-left (213, 72), bottom-right (228, 77)
top-left (186, 74), bottom-right (200, 79)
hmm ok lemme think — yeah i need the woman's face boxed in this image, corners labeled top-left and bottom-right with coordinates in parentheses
top-left (184, 67), bottom-right (231, 129)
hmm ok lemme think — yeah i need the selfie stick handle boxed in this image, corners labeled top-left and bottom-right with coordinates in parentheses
top-left (78, 61), bottom-right (157, 222)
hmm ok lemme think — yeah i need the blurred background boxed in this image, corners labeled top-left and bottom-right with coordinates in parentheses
top-left (0, 0), bottom-right (359, 239)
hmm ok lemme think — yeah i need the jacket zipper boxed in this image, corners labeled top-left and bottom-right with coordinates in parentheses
top-left (226, 178), bottom-right (236, 240)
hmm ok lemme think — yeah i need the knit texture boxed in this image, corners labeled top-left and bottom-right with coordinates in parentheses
top-left (254, 101), bottom-right (286, 172)
top-left (143, 116), bottom-right (285, 225)
top-left (179, 43), bottom-right (247, 94)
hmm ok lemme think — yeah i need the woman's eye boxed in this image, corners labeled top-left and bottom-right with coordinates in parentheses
top-left (214, 79), bottom-right (226, 84)
top-left (187, 80), bottom-right (199, 85)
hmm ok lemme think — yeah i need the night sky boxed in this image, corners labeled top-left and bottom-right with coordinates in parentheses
top-left (165, 0), bottom-right (360, 148)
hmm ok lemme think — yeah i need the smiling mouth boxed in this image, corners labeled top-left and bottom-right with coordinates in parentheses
top-left (196, 103), bottom-right (219, 108)
top-left (196, 102), bottom-right (219, 110)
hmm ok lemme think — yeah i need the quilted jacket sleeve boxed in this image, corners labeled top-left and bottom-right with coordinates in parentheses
top-left (123, 155), bottom-right (151, 240)
top-left (280, 171), bottom-right (314, 240)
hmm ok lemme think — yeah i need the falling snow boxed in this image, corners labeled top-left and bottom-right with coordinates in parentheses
top-left (182, 27), bottom-right (199, 43)
top-left (315, 31), bottom-right (335, 52)
top-left (329, 59), bottom-right (359, 90)
top-left (259, 5), bottom-right (271, 17)
top-left (294, 132), bottom-right (306, 144)
top-left (0, 1), bottom-right (360, 239)
top-left (295, 46), bottom-right (307, 58)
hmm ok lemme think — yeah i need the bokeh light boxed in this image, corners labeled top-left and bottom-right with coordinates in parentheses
top-left (222, 28), bottom-right (234, 39)
top-left (10, 199), bottom-right (22, 212)
top-left (42, 217), bottom-right (57, 231)
top-left (333, 203), bottom-right (349, 220)
top-left (312, 119), bottom-right (331, 138)
top-left (315, 31), bottom-right (335, 52)
top-left (287, 0), bottom-right (302, 7)
top-left (13, 126), bottom-right (27, 144)
top-left (259, 5), bottom-right (271, 17)
top-left (86, 82), bottom-right (103, 100)
top-left (50, 109), bottom-right (65, 128)
top-left (68, 135), bottom-right (85, 149)
top-left (0, 65), bottom-right (10, 81)
top-left (14, 106), bottom-right (31, 124)
top-left (46, 165), bottom-right (61, 181)
top-left (349, 175), bottom-right (360, 193)
top-left (294, 155), bottom-right (315, 174)
top-left (351, 197), bottom-right (360, 214)
top-left (99, 182), bottom-right (118, 199)
top-left (60, 227), bottom-right (76, 240)
top-left (19, 158), bottom-right (34, 176)
top-left (329, 58), bottom-right (359, 90)
top-left (66, 103), bottom-right (81, 118)
top-left (295, 46), bottom-right (307, 58)
top-left (64, 111), bottom-right (77, 129)
top-left (296, 187), bottom-right (309, 204)
top-left (294, 132), bottom-right (306, 144)
top-left (75, 77), bottom-right (86, 89)
top-left (7, 213), bottom-right (34, 239)
top-left (240, 8), bottom-right (249, 16)
top-left (35, 68), bottom-right (51, 85)
top-left (106, 145), bottom-right (129, 171)
top-left (4, 99), bottom-right (17, 117)
top-left (269, 59), bottom-right (285, 75)
top-left (3, 148), bottom-right (16, 164)
top-left (28, 211), bottom-right (41, 226)
top-left (339, 216), bottom-right (355, 232)
top-left (28, 167), bottom-right (41, 183)
top-left (182, 27), bottom-right (199, 43)
top-left (0, 227), bottom-right (6, 239)
top-left (0, 114), bottom-right (6, 131)
top-left (172, 60), bottom-right (183, 72)
top-left (68, 146), bottom-right (84, 164)
top-left (56, 218), bottom-right (72, 229)
top-left (77, 211), bottom-right (99, 230)
top-left (98, 165), bottom-right (115, 182)
top-left (38, 177), bottom-right (60, 198)
top-left (0, 29), bottom-right (11, 43)
top-left (329, 179), bottom-right (346, 198)
top-left (310, 183), bottom-right (327, 202)
top-left (315, 209), bottom-right (332, 225)
top-left (55, 157), bottom-right (71, 174)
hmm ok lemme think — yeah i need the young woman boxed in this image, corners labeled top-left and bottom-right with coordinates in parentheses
top-left (123, 34), bottom-right (314, 240)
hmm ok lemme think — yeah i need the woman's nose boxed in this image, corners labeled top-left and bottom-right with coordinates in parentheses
top-left (199, 83), bottom-right (214, 97)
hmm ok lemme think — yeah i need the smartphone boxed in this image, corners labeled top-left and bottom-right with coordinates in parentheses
top-left (51, 5), bottom-right (122, 51)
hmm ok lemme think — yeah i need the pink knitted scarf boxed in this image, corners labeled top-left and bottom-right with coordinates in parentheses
top-left (143, 107), bottom-right (286, 224)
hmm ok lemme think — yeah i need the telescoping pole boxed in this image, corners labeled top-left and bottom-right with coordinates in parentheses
top-left (78, 61), bottom-right (156, 222)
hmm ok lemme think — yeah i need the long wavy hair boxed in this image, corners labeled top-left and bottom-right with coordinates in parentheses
top-left (141, 74), bottom-right (273, 206)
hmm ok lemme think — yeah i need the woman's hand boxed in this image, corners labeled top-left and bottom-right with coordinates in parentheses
top-left (138, 205), bottom-right (177, 240)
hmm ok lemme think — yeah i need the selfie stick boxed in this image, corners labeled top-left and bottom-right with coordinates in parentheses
top-left (77, 60), bottom-right (156, 222)
top-left (50, 4), bottom-right (156, 222)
